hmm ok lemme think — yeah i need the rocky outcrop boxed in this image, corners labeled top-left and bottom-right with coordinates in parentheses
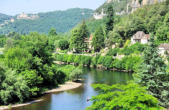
top-left (127, 0), bottom-right (166, 13)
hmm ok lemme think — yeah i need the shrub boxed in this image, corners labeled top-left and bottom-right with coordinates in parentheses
top-left (97, 56), bottom-right (105, 65)
top-left (106, 48), bottom-right (120, 56)
top-left (69, 67), bottom-right (83, 82)
top-left (58, 39), bottom-right (69, 50)
top-left (103, 56), bottom-right (113, 69)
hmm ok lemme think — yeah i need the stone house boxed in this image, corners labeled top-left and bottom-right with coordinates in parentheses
top-left (158, 43), bottom-right (169, 55)
top-left (131, 31), bottom-right (150, 44)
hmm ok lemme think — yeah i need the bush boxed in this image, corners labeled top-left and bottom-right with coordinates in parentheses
top-left (97, 56), bottom-right (105, 65)
top-left (103, 56), bottom-right (113, 69)
top-left (69, 67), bottom-right (83, 82)
top-left (58, 40), bottom-right (69, 50)
top-left (91, 55), bottom-right (100, 67)
top-left (106, 48), bottom-right (120, 56)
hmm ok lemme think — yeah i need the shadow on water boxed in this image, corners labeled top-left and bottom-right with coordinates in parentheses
top-left (12, 67), bottom-right (133, 110)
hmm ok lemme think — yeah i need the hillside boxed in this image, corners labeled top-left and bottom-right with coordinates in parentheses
top-left (0, 13), bottom-right (12, 24)
top-left (0, 8), bottom-right (93, 34)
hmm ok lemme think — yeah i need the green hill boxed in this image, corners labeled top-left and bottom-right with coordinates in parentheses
top-left (0, 8), bottom-right (93, 34)
top-left (0, 13), bottom-right (12, 24)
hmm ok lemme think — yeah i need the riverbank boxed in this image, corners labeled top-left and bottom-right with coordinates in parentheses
top-left (0, 81), bottom-right (82, 110)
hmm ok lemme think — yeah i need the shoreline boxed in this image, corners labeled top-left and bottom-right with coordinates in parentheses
top-left (0, 81), bottom-right (82, 110)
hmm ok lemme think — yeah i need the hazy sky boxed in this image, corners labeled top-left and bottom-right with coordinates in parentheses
top-left (0, 0), bottom-right (106, 15)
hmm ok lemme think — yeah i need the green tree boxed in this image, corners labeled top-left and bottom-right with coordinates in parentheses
top-left (105, 5), bottom-right (114, 34)
top-left (69, 66), bottom-right (83, 82)
top-left (70, 21), bottom-right (89, 53)
top-left (48, 28), bottom-right (57, 36)
top-left (4, 47), bottom-right (32, 72)
top-left (134, 36), bottom-right (169, 107)
top-left (58, 39), bottom-right (69, 50)
top-left (86, 82), bottom-right (161, 110)
top-left (92, 27), bottom-right (105, 52)
top-left (20, 70), bottom-right (43, 96)
top-left (0, 70), bottom-right (30, 105)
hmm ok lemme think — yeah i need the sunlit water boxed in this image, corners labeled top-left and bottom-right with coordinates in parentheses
top-left (13, 68), bottom-right (133, 110)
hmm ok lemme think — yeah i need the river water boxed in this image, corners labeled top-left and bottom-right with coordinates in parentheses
top-left (13, 68), bottom-right (133, 110)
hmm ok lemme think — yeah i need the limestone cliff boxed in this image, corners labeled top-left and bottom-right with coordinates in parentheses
top-left (128, 0), bottom-right (166, 13)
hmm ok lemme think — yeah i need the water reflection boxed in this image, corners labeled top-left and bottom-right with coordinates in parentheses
top-left (13, 68), bottom-right (132, 110)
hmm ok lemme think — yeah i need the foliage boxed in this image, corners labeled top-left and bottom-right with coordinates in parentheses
top-left (134, 37), bottom-right (169, 107)
top-left (105, 5), bottom-right (114, 34)
top-left (55, 54), bottom-right (142, 72)
top-left (0, 35), bottom-right (7, 47)
top-left (0, 32), bottom-right (68, 105)
top-left (70, 21), bottom-right (89, 53)
top-left (0, 69), bottom-right (30, 105)
top-left (4, 47), bottom-right (32, 72)
top-left (120, 43), bottom-right (146, 55)
top-left (20, 70), bottom-right (43, 96)
top-left (92, 27), bottom-right (105, 52)
top-left (106, 48), bottom-right (120, 56)
top-left (58, 39), bottom-right (69, 50)
top-left (69, 66), bottom-right (83, 81)
top-left (0, 8), bottom-right (93, 34)
top-left (86, 82), bottom-right (161, 110)
top-left (48, 28), bottom-right (57, 36)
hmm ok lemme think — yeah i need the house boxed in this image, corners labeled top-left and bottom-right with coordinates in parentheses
top-left (84, 34), bottom-right (93, 52)
top-left (131, 31), bottom-right (150, 44)
top-left (93, 9), bottom-right (106, 20)
top-left (158, 43), bottom-right (169, 55)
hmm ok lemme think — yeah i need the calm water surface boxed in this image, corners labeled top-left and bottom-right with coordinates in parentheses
top-left (13, 68), bottom-right (133, 110)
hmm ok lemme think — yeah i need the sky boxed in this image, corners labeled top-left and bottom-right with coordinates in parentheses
top-left (0, 0), bottom-right (106, 15)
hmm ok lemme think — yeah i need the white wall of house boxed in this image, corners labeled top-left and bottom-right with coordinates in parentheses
top-left (131, 38), bottom-right (136, 44)
top-left (141, 39), bottom-right (148, 44)
top-left (131, 38), bottom-right (148, 44)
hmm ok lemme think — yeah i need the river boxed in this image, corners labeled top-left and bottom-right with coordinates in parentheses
top-left (12, 68), bottom-right (133, 110)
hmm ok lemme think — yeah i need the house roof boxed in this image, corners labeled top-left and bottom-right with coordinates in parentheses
top-left (89, 34), bottom-right (93, 41)
top-left (159, 43), bottom-right (169, 51)
top-left (132, 31), bottom-right (150, 40)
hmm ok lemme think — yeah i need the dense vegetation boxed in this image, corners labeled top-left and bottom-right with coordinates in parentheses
top-left (0, 32), bottom-right (82, 105)
top-left (134, 37), bottom-right (169, 107)
top-left (0, 13), bottom-right (11, 24)
top-left (55, 53), bottom-right (142, 72)
top-left (86, 82), bottom-right (161, 110)
top-left (85, 1), bottom-right (169, 109)
top-left (0, 8), bottom-right (93, 34)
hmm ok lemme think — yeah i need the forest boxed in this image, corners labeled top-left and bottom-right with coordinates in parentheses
top-left (0, 8), bottom-right (93, 34)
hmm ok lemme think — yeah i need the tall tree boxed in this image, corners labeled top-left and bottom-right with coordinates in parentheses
top-left (70, 21), bottom-right (89, 53)
top-left (92, 27), bottom-right (105, 52)
top-left (79, 20), bottom-right (89, 52)
top-left (134, 36), bottom-right (169, 108)
top-left (105, 5), bottom-right (114, 35)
